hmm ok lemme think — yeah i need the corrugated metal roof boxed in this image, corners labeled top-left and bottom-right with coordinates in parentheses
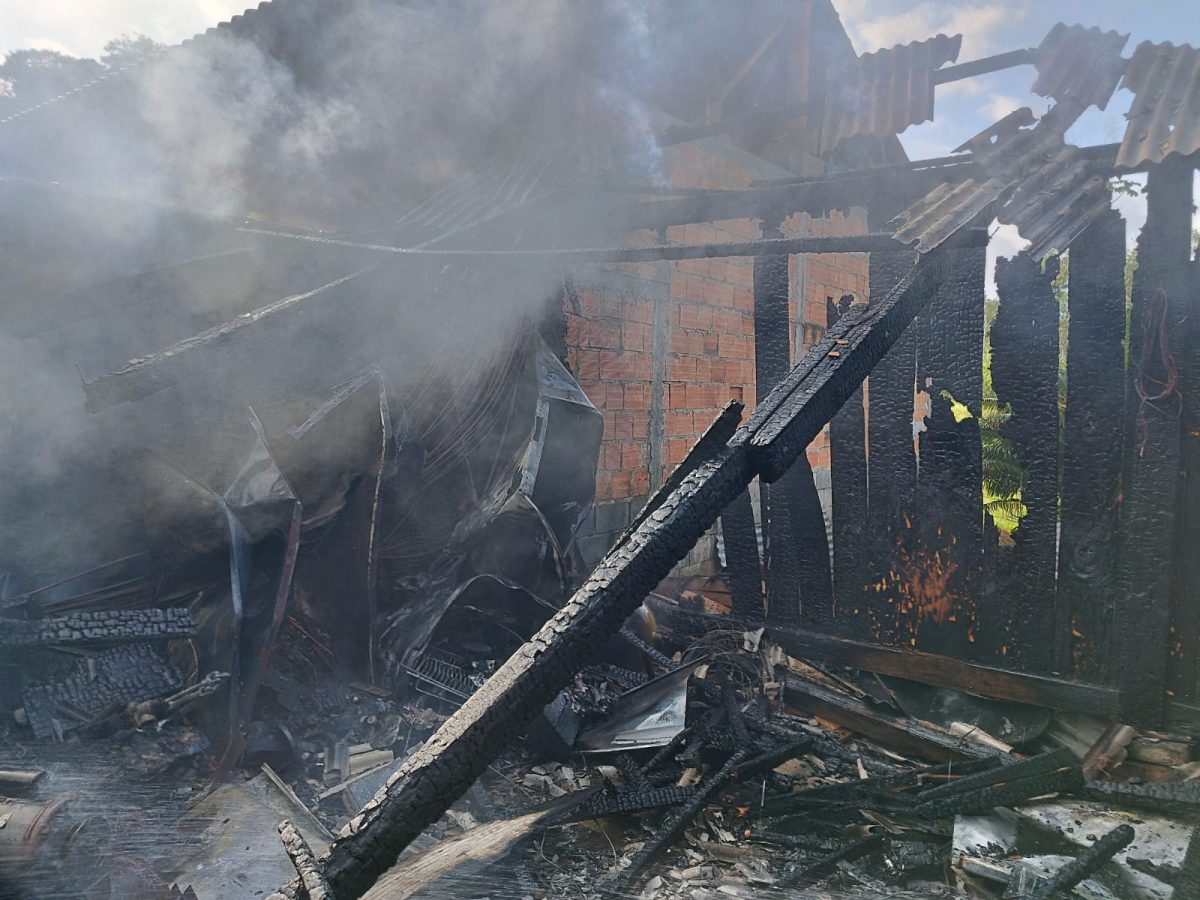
top-left (821, 33), bottom-right (963, 154)
top-left (1117, 40), bottom-right (1200, 169)
top-left (394, 143), bottom-right (569, 237)
top-left (1032, 23), bottom-right (1129, 113)
top-left (893, 112), bottom-right (1111, 260)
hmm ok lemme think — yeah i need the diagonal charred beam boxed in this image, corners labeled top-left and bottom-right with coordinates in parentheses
top-left (276, 243), bottom-right (971, 899)
top-left (1028, 824), bottom-right (1134, 900)
top-left (275, 820), bottom-right (334, 900)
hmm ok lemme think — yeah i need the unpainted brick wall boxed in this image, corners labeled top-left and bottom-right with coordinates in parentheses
top-left (566, 138), bottom-right (869, 570)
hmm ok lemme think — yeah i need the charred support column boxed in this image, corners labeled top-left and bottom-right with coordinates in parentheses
top-left (861, 218), bottom-right (919, 645)
top-left (988, 252), bottom-right (1061, 673)
top-left (1059, 208), bottom-right (1127, 680)
top-left (287, 248), bottom-right (958, 900)
top-left (1116, 159), bottom-right (1195, 724)
top-left (819, 294), bottom-right (867, 633)
top-left (756, 214), bottom-right (832, 625)
top-left (1169, 207), bottom-right (1200, 706)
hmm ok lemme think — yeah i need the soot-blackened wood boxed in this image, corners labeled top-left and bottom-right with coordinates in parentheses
top-left (820, 295), bottom-right (868, 635)
top-left (988, 252), bottom-right (1060, 674)
top-left (286, 250), bottom-right (953, 900)
top-left (861, 240), bottom-right (919, 646)
top-left (720, 490), bottom-right (765, 621)
top-left (895, 244), bottom-right (986, 659)
top-left (1059, 208), bottom-right (1127, 681)
top-left (1116, 159), bottom-right (1195, 724)
top-left (755, 217), bottom-right (832, 625)
top-left (1169, 239), bottom-right (1200, 705)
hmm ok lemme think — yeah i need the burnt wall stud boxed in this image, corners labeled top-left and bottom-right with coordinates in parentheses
top-left (1116, 158), bottom-right (1195, 724)
top-left (1059, 207), bottom-right (1127, 680)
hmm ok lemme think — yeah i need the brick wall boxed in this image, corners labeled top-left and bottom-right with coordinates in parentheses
top-left (566, 136), bottom-right (869, 570)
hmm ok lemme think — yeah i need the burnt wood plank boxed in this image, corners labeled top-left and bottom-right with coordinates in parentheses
top-left (294, 249), bottom-right (958, 900)
top-left (1169, 243), bottom-right (1200, 705)
top-left (858, 235), bottom-right (918, 646)
top-left (755, 217), bottom-right (831, 625)
top-left (820, 294), bottom-right (867, 635)
top-left (988, 251), bottom-right (1060, 673)
top-left (899, 243), bottom-right (987, 659)
top-left (1059, 207), bottom-right (1127, 681)
top-left (720, 490), bottom-right (764, 621)
top-left (1116, 159), bottom-right (1195, 723)
top-left (770, 627), bottom-right (1120, 718)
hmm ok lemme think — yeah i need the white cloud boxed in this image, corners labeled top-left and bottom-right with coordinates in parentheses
top-left (985, 93), bottom-right (1024, 121)
top-left (840, 1), bottom-right (1027, 59)
top-left (986, 221), bottom-right (1028, 295)
top-left (1, 1), bottom-right (249, 59)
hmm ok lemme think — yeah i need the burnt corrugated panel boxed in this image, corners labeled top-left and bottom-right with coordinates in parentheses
top-left (394, 142), bottom-right (574, 238)
top-left (821, 33), bottom-right (963, 154)
top-left (1032, 23), bottom-right (1129, 112)
top-left (1117, 40), bottom-right (1200, 169)
top-left (893, 115), bottom-right (1112, 260)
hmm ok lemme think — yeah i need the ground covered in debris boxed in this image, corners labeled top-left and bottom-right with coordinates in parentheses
top-left (2, 577), bottom-right (1198, 899)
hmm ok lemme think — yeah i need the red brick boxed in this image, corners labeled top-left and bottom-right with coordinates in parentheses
top-left (578, 317), bottom-right (622, 349)
top-left (702, 334), bottom-right (719, 357)
top-left (623, 383), bottom-right (649, 409)
top-left (671, 330), bottom-right (706, 356)
top-left (718, 333), bottom-right (750, 359)
top-left (678, 304), bottom-right (714, 330)
top-left (623, 321), bottom-right (651, 353)
top-left (621, 443), bottom-right (644, 469)
top-left (611, 470), bottom-right (632, 496)
top-left (594, 472), bottom-right (613, 502)
top-left (575, 349), bottom-right (601, 382)
top-left (599, 349), bottom-right (652, 382)
top-left (668, 355), bottom-right (697, 381)
top-left (666, 410), bottom-right (694, 435)
top-left (631, 468), bottom-right (650, 495)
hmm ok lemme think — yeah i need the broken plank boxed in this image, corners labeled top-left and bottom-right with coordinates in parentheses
top-left (769, 627), bottom-right (1120, 718)
top-left (783, 675), bottom-right (997, 763)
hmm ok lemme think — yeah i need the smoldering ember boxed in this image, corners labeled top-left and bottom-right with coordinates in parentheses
top-left (0, 1), bottom-right (1198, 898)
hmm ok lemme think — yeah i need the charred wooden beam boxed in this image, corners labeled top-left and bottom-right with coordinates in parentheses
top-left (612, 749), bottom-right (749, 890)
top-left (277, 820), bottom-right (333, 900)
top-left (0, 607), bottom-right (194, 647)
top-left (1059, 207), bottom-right (1128, 680)
top-left (932, 48), bottom-right (1037, 84)
top-left (240, 227), bottom-right (922, 264)
top-left (0, 770), bottom-right (45, 791)
top-left (915, 749), bottom-right (1073, 802)
top-left (768, 628), bottom-right (1121, 717)
top-left (274, 244), bottom-right (970, 900)
top-left (1028, 824), bottom-right (1134, 900)
top-left (1115, 158), bottom-right (1195, 724)
top-left (912, 761), bottom-right (1084, 818)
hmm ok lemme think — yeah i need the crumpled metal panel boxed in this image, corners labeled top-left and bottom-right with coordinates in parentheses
top-left (893, 112), bottom-right (1111, 260)
top-left (1032, 23), bottom-right (1129, 112)
top-left (821, 33), bottom-right (963, 154)
top-left (1117, 40), bottom-right (1200, 169)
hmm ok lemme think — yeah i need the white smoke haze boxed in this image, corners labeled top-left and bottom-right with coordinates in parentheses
top-left (1, 0), bottom-right (772, 585)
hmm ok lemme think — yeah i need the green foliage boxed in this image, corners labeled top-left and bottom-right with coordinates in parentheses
top-left (979, 295), bottom-right (1029, 535)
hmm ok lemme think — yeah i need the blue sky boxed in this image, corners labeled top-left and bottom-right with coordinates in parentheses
top-left (2, 0), bottom-right (1193, 274)
top-left (836, 0), bottom-right (1198, 269)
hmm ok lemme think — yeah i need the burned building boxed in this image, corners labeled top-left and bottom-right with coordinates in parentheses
top-left (1, 1), bottom-right (1199, 898)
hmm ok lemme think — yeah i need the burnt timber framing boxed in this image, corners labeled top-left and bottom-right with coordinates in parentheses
top-left (275, 238), bottom-right (978, 898)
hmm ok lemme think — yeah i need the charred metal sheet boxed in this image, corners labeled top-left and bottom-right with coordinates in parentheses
top-left (894, 114), bottom-right (1111, 260)
top-left (0, 607), bottom-right (193, 647)
top-left (1117, 40), bottom-right (1200, 169)
top-left (821, 33), bottom-right (963, 154)
top-left (1032, 23), bottom-right (1129, 112)
top-left (21, 643), bottom-right (184, 738)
